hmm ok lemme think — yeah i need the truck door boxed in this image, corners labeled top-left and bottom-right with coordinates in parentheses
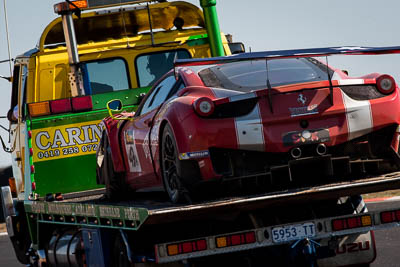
top-left (8, 63), bottom-right (28, 196)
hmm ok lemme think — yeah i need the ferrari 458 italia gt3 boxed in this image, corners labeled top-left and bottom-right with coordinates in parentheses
top-left (97, 46), bottom-right (400, 203)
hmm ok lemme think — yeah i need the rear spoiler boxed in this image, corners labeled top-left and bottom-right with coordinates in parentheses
top-left (175, 46), bottom-right (400, 67)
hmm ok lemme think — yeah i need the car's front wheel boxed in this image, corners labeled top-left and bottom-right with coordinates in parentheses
top-left (96, 131), bottom-right (126, 200)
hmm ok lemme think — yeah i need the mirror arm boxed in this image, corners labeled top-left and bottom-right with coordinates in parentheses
top-left (0, 124), bottom-right (9, 132)
top-left (0, 75), bottom-right (12, 82)
top-left (0, 135), bottom-right (12, 153)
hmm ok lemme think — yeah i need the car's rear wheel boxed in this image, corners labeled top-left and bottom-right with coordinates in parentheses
top-left (161, 124), bottom-right (190, 204)
top-left (96, 131), bottom-right (126, 200)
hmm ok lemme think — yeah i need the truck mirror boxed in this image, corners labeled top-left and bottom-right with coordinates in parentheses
top-left (228, 42), bottom-right (245, 54)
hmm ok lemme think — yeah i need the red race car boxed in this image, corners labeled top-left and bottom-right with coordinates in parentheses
top-left (97, 46), bottom-right (400, 203)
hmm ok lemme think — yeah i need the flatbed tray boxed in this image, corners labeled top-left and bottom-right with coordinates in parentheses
top-left (47, 171), bottom-right (400, 225)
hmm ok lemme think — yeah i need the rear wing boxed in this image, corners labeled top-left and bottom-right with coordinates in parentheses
top-left (175, 45), bottom-right (400, 67)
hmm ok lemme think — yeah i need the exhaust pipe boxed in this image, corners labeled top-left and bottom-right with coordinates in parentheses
top-left (291, 147), bottom-right (302, 159)
top-left (316, 144), bottom-right (327, 156)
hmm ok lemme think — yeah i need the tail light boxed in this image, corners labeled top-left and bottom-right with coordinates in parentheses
top-left (72, 96), bottom-right (93, 112)
top-left (193, 97), bottom-right (215, 117)
top-left (50, 98), bottom-right (72, 114)
top-left (216, 231), bottom-right (256, 248)
top-left (381, 210), bottom-right (400, 223)
top-left (28, 102), bottom-right (51, 117)
top-left (376, 75), bottom-right (396, 95)
top-left (332, 215), bottom-right (372, 231)
top-left (167, 239), bottom-right (207, 256)
top-left (28, 96), bottom-right (93, 117)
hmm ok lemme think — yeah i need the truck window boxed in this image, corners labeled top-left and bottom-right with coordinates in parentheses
top-left (84, 58), bottom-right (130, 95)
top-left (135, 50), bottom-right (191, 87)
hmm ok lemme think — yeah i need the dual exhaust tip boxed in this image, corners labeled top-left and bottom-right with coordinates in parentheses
top-left (290, 144), bottom-right (327, 159)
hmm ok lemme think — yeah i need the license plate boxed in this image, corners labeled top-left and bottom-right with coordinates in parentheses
top-left (272, 222), bottom-right (316, 243)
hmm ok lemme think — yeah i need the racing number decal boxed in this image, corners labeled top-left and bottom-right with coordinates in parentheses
top-left (125, 130), bottom-right (142, 173)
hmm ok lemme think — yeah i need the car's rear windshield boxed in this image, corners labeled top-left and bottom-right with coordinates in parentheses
top-left (198, 58), bottom-right (332, 92)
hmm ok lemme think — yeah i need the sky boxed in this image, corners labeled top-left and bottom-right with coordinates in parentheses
top-left (1, 0), bottom-right (400, 167)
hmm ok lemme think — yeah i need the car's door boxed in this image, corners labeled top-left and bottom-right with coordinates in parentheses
top-left (123, 73), bottom-right (179, 188)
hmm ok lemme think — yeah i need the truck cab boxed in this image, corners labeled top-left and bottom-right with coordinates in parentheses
top-left (7, 0), bottom-right (233, 199)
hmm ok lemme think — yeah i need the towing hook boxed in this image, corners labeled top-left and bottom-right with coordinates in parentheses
top-left (291, 147), bottom-right (302, 159)
top-left (316, 144), bottom-right (327, 156)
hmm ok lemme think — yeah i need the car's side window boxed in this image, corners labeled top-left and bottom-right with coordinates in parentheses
top-left (139, 75), bottom-right (177, 115)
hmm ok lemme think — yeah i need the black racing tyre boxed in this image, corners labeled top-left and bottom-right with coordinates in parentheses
top-left (161, 124), bottom-right (190, 204)
top-left (96, 131), bottom-right (126, 200)
top-left (112, 233), bottom-right (131, 267)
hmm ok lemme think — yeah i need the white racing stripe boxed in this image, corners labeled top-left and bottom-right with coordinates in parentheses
top-left (341, 91), bottom-right (373, 140)
top-left (338, 79), bottom-right (365, 86)
top-left (233, 93), bottom-right (265, 151)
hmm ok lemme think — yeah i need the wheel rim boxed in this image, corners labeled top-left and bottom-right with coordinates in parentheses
top-left (162, 132), bottom-right (180, 202)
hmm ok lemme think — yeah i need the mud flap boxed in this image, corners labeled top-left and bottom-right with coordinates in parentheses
top-left (317, 231), bottom-right (376, 267)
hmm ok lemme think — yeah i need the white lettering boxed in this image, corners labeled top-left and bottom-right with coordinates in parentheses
top-left (66, 127), bottom-right (83, 145)
top-left (90, 124), bottom-right (102, 142)
top-left (51, 130), bottom-right (68, 148)
top-left (35, 132), bottom-right (51, 150)
top-left (81, 126), bottom-right (92, 144)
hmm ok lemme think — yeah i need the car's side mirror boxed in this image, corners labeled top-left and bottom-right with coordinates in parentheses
top-left (106, 99), bottom-right (123, 119)
top-left (107, 99), bottom-right (122, 111)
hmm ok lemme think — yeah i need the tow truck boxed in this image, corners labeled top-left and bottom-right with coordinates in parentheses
top-left (2, 0), bottom-right (400, 266)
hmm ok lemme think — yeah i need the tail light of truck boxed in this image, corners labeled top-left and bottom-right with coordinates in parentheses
top-left (166, 239), bottom-right (207, 256)
top-left (28, 96), bottom-right (93, 117)
top-left (28, 102), bottom-right (51, 117)
top-left (72, 96), bottom-right (93, 112)
top-left (332, 215), bottom-right (372, 231)
top-left (50, 98), bottom-right (72, 114)
top-left (216, 231), bottom-right (256, 248)
top-left (380, 210), bottom-right (400, 223)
